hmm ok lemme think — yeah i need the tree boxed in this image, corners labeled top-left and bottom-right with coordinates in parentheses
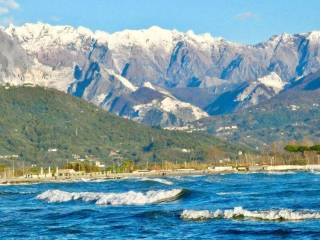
top-left (284, 145), bottom-right (309, 153)
top-left (310, 145), bottom-right (320, 153)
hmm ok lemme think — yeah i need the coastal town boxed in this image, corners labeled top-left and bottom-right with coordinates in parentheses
top-left (1, 142), bottom-right (320, 184)
top-left (2, 162), bottom-right (320, 185)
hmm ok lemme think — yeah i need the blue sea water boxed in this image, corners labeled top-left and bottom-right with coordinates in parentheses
top-left (1, 172), bottom-right (320, 239)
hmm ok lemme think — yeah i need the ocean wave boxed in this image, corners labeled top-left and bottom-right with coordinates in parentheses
top-left (0, 190), bottom-right (36, 196)
top-left (181, 207), bottom-right (320, 221)
top-left (134, 209), bottom-right (178, 219)
top-left (190, 175), bottom-right (205, 178)
top-left (139, 177), bottom-right (173, 185)
top-left (37, 188), bottom-right (184, 205)
top-left (81, 178), bottom-right (109, 183)
top-left (216, 192), bottom-right (242, 196)
top-left (265, 171), bottom-right (296, 175)
top-left (46, 209), bottom-right (98, 220)
top-left (0, 182), bottom-right (41, 186)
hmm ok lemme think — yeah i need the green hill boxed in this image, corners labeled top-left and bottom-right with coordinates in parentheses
top-left (198, 71), bottom-right (320, 149)
top-left (0, 86), bottom-right (238, 168)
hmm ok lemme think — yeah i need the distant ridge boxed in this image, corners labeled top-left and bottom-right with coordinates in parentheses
top-left (1, 23), bottom-right (320, 127)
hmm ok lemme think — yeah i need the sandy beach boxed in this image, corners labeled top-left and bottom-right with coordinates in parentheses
top-left (2, 164), bottom-right (320, 185)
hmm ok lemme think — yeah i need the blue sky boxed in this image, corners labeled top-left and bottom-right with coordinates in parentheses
top-left (1, 0), bottom-right (320, 44)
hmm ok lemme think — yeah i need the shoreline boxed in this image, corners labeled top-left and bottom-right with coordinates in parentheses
top-left (0, 169), bottom-right (207, 185)
top-left (1, 164), bottom-right (320, 185)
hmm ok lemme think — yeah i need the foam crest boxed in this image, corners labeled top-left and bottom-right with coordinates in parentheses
top-left (37, 189), bottom-right (183, 205)
top-left (216, 192), bottom-right (242, 196)
top-left (140, 177), bottom-right (173, 185)
top-left (181, 207), bottom-right (320, 221)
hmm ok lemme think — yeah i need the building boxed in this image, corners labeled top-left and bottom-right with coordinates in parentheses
top-left (95, 161), bottom-right (105, 168)
top-left (55, 169), bottom-right (85, 178)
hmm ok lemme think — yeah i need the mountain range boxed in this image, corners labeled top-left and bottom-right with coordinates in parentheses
top-left (197, 70), bottom-right (320, 148)
top-left (0, 23), bottom-right (319, 136)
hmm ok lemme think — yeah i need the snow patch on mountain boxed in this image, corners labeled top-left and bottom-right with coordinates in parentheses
top-left (133, 96), bottom-right (208, 123)
top-left (237, 72), bottom-right (285, 103)
top-left (107, 69), bottom-right (137, 92)
top-left (106, 26), bottom-right (176, 53)
top-left (160, 97), bottom-right (208, 120)
top-left (5, 23), bottom-right (96, 53)
top-left (143, 82), bottom-right (173, 98)
top-left (306, 31), bottom-right (320, 42)
top-left (143, 82), bottom-right (156, 90)
top-left (257, 72), bottom-right (285, 93)
top-left (0, 58), bottom-right (73, 91)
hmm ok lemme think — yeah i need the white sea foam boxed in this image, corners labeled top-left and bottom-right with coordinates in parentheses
top-left (265, 171), bottom-right (296, 175)
top-left (181, 207), bottom-right (320, 221)
top-left (140, 177), bottom-right (173, 185)
top-left (81, 178), bottom-right (91, 182)
top-left (37, 189), bottom-right (183, 205)
top-left (81, 178), bottom-right (109, 183)
top-left (168, 176), bottom-right (182, 180)
top-left (216, 192), bottom-right (242, 196)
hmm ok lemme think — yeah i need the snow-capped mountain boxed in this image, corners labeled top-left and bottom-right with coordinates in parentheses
top-left (1, 22), bottom-right (320, 127)
top-left (2, 23), bottom-right (208, 127)
top-left (67, 50), bottom-right (208, 126)
top-left (236, 72), bottom-right (286, 105)
top-left (132, 82), bottom-right (208, 126)
top-left (205, 72), bottom-right (286, 114)
top-left (198, 70), bottom-right (320, 147)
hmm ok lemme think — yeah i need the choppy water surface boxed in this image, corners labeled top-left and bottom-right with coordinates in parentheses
top-left (2, 172), bottom-right (320, 239)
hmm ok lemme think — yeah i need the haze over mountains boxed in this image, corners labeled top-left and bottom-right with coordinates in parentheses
top-left (1, 23), bottom-right (320, 134)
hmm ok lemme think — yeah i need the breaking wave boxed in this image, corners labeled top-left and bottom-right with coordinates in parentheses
top-left (181, 207), bottom-right (320, 221)
top-left (139, 177), bottom-right (173, 185)
top-left (37, 189), bottom-right (184, 205)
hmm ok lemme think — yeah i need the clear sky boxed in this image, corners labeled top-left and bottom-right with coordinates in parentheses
top-left (1, 0), bottom-right (320, 44)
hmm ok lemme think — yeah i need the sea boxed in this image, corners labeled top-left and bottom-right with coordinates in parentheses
top-left (1, 172), bottom-right (320, 239)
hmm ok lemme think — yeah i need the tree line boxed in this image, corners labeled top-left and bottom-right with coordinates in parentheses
top-left (284, 144), bottom-right (320, 153)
